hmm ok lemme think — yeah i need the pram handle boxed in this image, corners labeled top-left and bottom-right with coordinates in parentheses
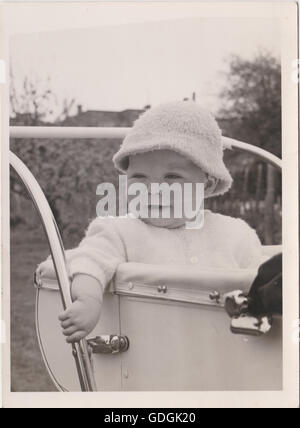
top-left (9, 151), bottom-right (97, 392)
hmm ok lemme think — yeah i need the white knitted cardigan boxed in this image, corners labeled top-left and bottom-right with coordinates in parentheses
top-left (61, 211), bottom-right (262, 291)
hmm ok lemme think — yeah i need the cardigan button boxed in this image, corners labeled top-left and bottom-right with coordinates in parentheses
top-left (128, 282), bottom-right (134, 290)
top-left (190, 256), bottom-right (199, 264)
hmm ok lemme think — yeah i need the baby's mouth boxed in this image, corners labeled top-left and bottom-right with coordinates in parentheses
top-left (147, 205), bottom-right (173, 220)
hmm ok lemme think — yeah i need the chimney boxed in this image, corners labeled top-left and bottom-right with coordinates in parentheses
top-left (77, 104), bottom-right (83, 115)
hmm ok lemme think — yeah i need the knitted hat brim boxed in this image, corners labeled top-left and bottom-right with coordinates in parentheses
top-left (113, 135), bottom-right (233, 198)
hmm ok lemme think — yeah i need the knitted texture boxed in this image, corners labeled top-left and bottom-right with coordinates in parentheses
top-left (38, 212), bottom-right (262, 291)
top-left (113, 101), bottom-right (233, 197)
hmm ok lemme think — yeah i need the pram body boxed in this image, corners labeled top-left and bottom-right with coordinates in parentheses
top-left (36, 248), bottom-right (282, 392)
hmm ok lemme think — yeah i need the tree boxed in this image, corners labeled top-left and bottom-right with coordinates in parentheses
top-left (10, 68), bottom-right (76, 124)
top-left (219, 52), bottom-right (281, 244)
top-left (10, 73), bottom-right (121, 240)
top-left (10, 72), bottom-right (80, 234)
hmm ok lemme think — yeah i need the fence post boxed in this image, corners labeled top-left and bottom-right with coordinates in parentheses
top-left (264, 164), bottom-right (276, 244)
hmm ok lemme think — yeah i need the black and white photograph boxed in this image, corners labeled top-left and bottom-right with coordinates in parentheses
top-left (1, 1), bottom-right (299, 408)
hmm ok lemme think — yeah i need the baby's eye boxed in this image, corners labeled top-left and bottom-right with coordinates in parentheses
top-left (164, 173), bottom-right (183, 180)
top-left (130, 173), bottom-right (147, 179)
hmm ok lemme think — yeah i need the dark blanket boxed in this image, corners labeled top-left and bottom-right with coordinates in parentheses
top-left (248, 253), bottom-right (282, 316)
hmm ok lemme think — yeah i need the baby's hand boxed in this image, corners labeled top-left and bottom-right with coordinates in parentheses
top-left (58, 274), bottom-right (103, 344)
top-left (59, 296), bottom-right (101, 343)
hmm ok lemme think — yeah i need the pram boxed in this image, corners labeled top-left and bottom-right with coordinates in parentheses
top-left (10, 128), bottom-right (282, 392)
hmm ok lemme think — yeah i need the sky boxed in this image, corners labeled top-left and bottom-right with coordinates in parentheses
top-left (6, 3), bottom-right (282, 118)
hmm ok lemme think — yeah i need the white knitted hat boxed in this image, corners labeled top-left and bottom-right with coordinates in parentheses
top-left (113, 101), bottom-right (233, 197)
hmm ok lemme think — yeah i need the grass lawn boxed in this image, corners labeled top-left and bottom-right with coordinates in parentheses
top-left (11, 225), bottom-right (58, 391)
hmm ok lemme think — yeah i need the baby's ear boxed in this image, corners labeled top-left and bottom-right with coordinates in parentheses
top-left (205, 175), bottom-right (219, 197)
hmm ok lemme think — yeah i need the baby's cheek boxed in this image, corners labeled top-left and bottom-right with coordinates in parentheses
top-left (180, 184), bottom-right (194, 208)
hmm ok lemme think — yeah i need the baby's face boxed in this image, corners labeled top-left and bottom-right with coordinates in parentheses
top-left (127, 150), bottom-right (208, 229)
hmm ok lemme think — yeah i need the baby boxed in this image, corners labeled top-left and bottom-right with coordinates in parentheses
top-left (52, 101), bottom-right (262, 343)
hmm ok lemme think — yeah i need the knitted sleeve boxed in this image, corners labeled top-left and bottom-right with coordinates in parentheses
top-left (65, 217), bottom-right (126, 291)
top-left (234, 220), bottom-right (263, 269)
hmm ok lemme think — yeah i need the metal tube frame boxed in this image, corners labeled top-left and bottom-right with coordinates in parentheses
top-left (10, 126), bottom-right (282, 171)
top-left (9, 126), bottom-right (282, 392)
top-left (10, 151), bottom-right (97, 392)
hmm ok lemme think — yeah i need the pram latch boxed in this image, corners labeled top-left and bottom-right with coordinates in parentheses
top-left (225, 290), bottom-right (273, 336)
top-left (224, 253), bottom-right (282, 337)
top-left (87, 335), bottom-right (130, 355)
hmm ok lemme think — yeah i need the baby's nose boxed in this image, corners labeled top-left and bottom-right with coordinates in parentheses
top-left (148, 185), bottom-right (166, 199)
top-left (149, 186), bottom-right (160, 195)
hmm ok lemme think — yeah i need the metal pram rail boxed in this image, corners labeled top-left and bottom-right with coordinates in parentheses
top-left (9, 126), bottom-right (282, 392)
top-left (10, 149), bottom-right (97, 392)
top-left (10, 126), bottom-right (282, 171)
